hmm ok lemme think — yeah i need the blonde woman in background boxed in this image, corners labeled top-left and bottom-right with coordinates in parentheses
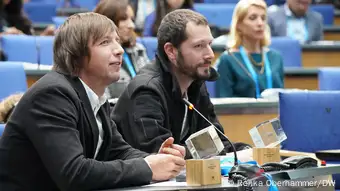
top-left (214, 0), bottom-right (284, 98)
top-left (0, 93), bottom-right (23, 123)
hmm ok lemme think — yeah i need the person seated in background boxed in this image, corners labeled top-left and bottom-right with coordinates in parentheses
top-left (130, 0), bottom-right (156, 30)
top-left (267, 0), bottom-right (323, 44)
top-left (0, 12), bottom-right (185, 190)
top-left (94, 0), bottom-right (150, 98)
top-left (112, 9), bottom-right (251, 159)
top-left (0, 0), bottom-right (54, 36)
top-left (0, 93), bottom-right (23, 123)
top-left (143, 0), bottom-right (194, 37)
top-left (214, 0), bottom-right (284, 98)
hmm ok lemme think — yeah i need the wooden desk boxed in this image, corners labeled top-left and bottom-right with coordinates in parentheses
top-left (212, 43), bottom-right (340, 68)
top-left (284, 68), bottom-right (318, 90)
top-left (335, 11), bottom-right (340, 26)
top-left (324, 26), bottom-right (340, 41)
top-left (302, 43), bottom-right (340, 67)
top-left (213, 99), bottom-right (278, 146)
top-left (25, 68), bottom-right (50, 87)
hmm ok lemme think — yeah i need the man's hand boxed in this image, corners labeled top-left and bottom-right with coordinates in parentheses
top-left (145, 154), bottom-right (185, 181)
top-left (158, 137), bottom-right (185, 158)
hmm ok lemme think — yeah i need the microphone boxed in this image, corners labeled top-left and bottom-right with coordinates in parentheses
top-left (182, 98), bottom-right (239, 166)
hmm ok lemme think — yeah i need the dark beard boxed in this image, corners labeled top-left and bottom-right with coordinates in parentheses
top-left (176, 50), bottom-right (211, 81)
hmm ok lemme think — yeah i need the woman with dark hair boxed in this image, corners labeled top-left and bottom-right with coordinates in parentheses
top-left (94, 0), bottom-right (150, 98)
top-left (143, 0), bottom-right (194, 37)
top-left (0, 0), bottom-right (54, 35)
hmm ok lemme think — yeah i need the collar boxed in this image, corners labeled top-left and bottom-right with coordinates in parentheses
top-left (284, 3), bottom-right (306, 18)
top-left (79, 78), bottom-right (107, 115)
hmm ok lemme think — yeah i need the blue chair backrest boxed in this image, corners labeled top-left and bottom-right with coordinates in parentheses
top-left (38, 36), bottom-right (55, 65)
top-left (1, 35), bottom-right (38, 63)
top-left (0, 62), bottom-right (27, 100)
top-left (72, 0), bottom-right (98, 10)
top-left (138, 37), bottom-right (158, 61)
top-left (52, 16), bottom-right (67, 28)
top-left (194, 3), bottom-right (235, 28)
top-left (318, 68), bottom-right (340, 90)
top-left (279, 91), bottom-right (340, 152)
top-left (23, 2), bottom-right (57, 23)
top-left (270, 37), bottom-right (302, 67)
top-left (310, 4), bottom-right (334, 25)
top-left (0, 124), bottom-right (4, 136)
top-left (206, 81), bottom-right (216, 98)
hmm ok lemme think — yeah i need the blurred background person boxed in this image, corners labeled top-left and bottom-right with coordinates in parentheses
top-left (130, 0), bottom-right (156, 31)
top-left (0, 0), bottom-right (54, 36)
top-left (268, 0), bottom-right (323, 44)
top-left (95, 0), bottom-right (150, 98)
top-left (214, 0), bottom-right (284, 98)
top-left (0, 93), bottom-right (23, 124)
top-left (143, 0), bottom-right (194, 37)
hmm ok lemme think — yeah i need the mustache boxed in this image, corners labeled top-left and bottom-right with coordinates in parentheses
top-left (198, 60), bottom-right (212, 67)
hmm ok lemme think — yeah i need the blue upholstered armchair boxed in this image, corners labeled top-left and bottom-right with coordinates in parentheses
top-left (279, 91), bottom-right (340, 188)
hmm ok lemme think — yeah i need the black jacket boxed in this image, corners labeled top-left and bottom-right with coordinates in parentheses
top-left (0, 71), bottom-right (152, 191)
top-left (112, 52), bottom-right (248, 158)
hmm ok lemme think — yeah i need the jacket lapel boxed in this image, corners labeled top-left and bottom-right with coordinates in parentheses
top-left (96, 103), bottom-right (113, 160)
top-left (67, 76), bottom-right (99, 158)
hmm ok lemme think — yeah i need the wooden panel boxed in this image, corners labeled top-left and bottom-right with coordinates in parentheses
top-left (218, 113), bottom-right (278, 146)
top-left (284, 75), bottom-right (318, 90)
top-left (27, 76), bottom-right (41, 87)
top-left (334, 17), bottom-right (340, 26)
top-left (324, 32), bottom-right (340, 41)
top-left (302, 51), bottom-right (340, 67)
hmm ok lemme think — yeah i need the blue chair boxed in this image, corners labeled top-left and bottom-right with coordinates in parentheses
top-left (194, 3), bottom-right (235, 28)
top-left (310, 4), bottom-right (334, 26)
top-left (206, 81), bottom-right (216, 98)
top-left (71, 0), bottom-right (98, 10)
top-left (23, 2), bottom-right (57, 23)
top-left (139, 37), bottom-right (158, 61)
top-left (279, 91), bottom-right (340, 188)
top-left (0, 124), bottom-right (4, 136)
top-left (318, 68), bottom-right (340, 90)
top-left (1, 35), bottom-right (39, 63)
top-left (52, 16), bottom-right (67, 28)
top-left (38, 36), bottom-right (55, 65)
top-left (0, 62), bottom-right (27, 100)
top-left (270, 37), bottom-right (302, 67)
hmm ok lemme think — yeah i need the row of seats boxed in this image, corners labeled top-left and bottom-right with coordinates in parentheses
top-left (0, 35), bottom-right (158, 66)
top-left (24, 2), bottom-right (335, 27)
top-left (1, 35), bottom-right (301, 67)
top-left (1, 59), bottom-right (340, 101)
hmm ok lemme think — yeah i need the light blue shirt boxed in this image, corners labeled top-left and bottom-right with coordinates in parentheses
top-left (284, 3), bottom-right (308, 44)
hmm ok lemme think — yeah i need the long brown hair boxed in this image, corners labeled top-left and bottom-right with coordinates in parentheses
top-left (94, 0), bottom-right (137, 47)
top-left (152, 0), bottom-right (194, 36)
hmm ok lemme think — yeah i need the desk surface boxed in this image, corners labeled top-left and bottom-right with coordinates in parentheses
top-left (98, 178), bottom-right (239, 191)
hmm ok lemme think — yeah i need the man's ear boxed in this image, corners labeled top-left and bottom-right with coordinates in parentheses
top-left (164, 42), bottom-right (177, 63)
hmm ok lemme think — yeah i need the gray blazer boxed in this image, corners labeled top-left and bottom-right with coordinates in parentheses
top-left (267, 5), bottom-right (324, 43)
